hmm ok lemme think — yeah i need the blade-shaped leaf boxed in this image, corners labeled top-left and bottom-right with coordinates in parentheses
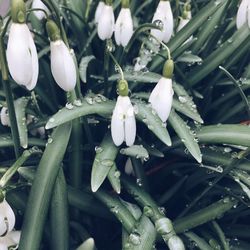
top-left (79, 55), bottom-right (95, 83)
top-left (120, 145), bottom-right (149, 160)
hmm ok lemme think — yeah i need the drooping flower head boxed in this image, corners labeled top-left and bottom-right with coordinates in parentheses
top-left (97, 0), bottom-right (115, 40)
top-left (236, 0), bottom-right (250, 29)
top-left (114, 0), bottom-right (133, 47)
top-left (6, 0), bottom-right (39, 90)
top-left (151, 0), bottom-right (174, 43)
top-left (31, 0), bottom-right (49, 20)
top-left (111, 79), bottom-right (136, 146)
top-left (149, 59), bottom-right (174, 123)
top-left (46, 20), bottom-right (77, 92)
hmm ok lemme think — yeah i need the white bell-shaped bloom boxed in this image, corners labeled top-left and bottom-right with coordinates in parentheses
top-left (0, 231), bottom-right (21, 250)
top-left (6, 23), bottom-right (39, 90)
top-left (151, 0), bottom-right (174, 43)
top-left (95, 1), bottom-right (105, 24)
top-left (111, 96), bottom-right (136, 146)
top-left (97, 4), bottom-right (115, 40)
top-left (149, 77), bottom-right (173, 122)
top-left (236, 0), bottom-right (250, 29)
top-left (0, 199), bottom-right (15, 236)
top-left (115, 8), bottom-right (133, 47)
top-left (0, 107), bottom-right (10, 127)
top-left (0, 0), bottom-right (10, 17)
top-left (50, 39), bottom-right (76, 91)
top-left (31, 0), bottom-right (49, 20)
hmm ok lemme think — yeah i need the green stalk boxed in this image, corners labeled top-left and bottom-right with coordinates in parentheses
top-left (19, 122), bottom-right (72, 250)
top-left (184, 232), bottom-right (213, 250)
top-left (50, 169), bottom-right (69, 250)
top-left (211, 221), bottom-right (230, 250)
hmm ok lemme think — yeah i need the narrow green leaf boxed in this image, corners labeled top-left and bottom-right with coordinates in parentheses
top-left (79, 55), bottom-right (95, 83)
top-left (176, 52), bottom-right (202, 63)
top-left (91, 134), bottom-right (119, 192)
top-left (76, 238), bottom-right (96, 250)
top-left (14, 97), bottom-right (29, 148)
top-left (184, 232), bottom-right (213, 250)
top-left (168, 110), bottom-right (202, 163)
top-left (120, 145), bottom-right (149, 160)
top-left (19, 122), bottom-right (72, 250)
top-left (134, 100), bottom-right (172, 146)
top-left (107, 163), bottom-right (121, 194)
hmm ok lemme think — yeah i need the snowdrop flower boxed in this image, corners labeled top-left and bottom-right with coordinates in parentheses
top-left (177, 6), bottom-right (192, 42)
top-left (0, 198), bottom-right (15, 236)
top-left (111, 80), bottom-right (136, 146)
top-left (236, 0), bottom-right (250, 29)
top-left (0, 107), bottom-right (10, 127)
top-left (6, 0), bottom-right (39, 90)
top-left (151, 0), bottom-right (174, 43)
top-left (95, 1), bottom-right (105, 24)
top-left (46, 20), bottom-right (76, 91)
top-left (0, 231), bottom-right (21, 250)
top-left (115, 0), bottom-right (133, 47)
top-left (31, 0), bottom-right (49, 20)
top-left (149, 59), bottom-right (174, 123)
top-left (97, 3), bottom-right (115, 40)
top-left (0, 0), bottom-right (10, 17)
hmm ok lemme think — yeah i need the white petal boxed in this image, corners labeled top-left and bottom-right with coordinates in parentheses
top-left (6, 23), bottom-right (33, 87)
top-left (0, 0), bottom-right (10, 17)
top-left (97, 5), bottom-right (115, 40)
top-left (177, 18), bottom-right (189, 32)
top-left (50, 40), bottom-right (76, 91)
top-left (236, 0), bottom-right (248, 29)
top-left (149, 77), bottom-right (173, 122)
top-left (248, 1), bottom-right (250, 28)
top-left (7, 231), bottom-right (21, 245)
top-left (95, 1), bottom-right (105, 24)
top-left (115, 8), bottom-right (133, 47)
top-left (162, 1), bottom-right (174, 43)
top-left (0, 199), bottom-right (15, 233)
top-left (125, 158), bottom-right (134, 175)
top-left (0, 107), bottom-right (10, 127)
top-left (125, 107), bottom-right (136, 146)
top-left (32, 0), bottom-right (49, 20)
top-left (0, 214), bottom-right (7, 236)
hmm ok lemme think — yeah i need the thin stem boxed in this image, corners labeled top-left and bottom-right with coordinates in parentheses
top-left (109, 52), bottom-right (124, 80)
top-left (219, 66), bottom-right (250, 119)
top-left (103, 40), bottom-right (110, 96)
top-left (149, 33), bottom-right (171, 59)
top-left (27, 8), bottom-right (49, 19)
top-left (211, 221), bottom-right (230, 250)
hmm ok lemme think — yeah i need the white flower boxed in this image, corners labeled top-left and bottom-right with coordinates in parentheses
top-left (95, 1), bottom-right (105, 24)
top-left (0, 0), bottom-right (10, 17)
top-left (31, 0), bottom-right (49, 20)
top-left (97, 4), bottom-right (115, 40)
top-left (149, 77), bottom-right (173, 122)
top-left (125, 158), bottom-right (135, 175)
top-left (0, 231), bottom-right (21, 250)
top-left (236, 0), bottom-right (250, 29)
top-left (0, 107), bottom-right (9, 127)
top-left (6, 23), bottom-right (39, 90)
top-left (50, 40), bottom-right (76, 91)
top-left (177, 17), bottom-right (190, 32)
top-left (115, 8), bottom-right (133, 47)
top-left (111, 96), bottom-right (136, 146)
top-left (0, 199), bottom-right (15, 236)
top-left (151, 0), bottom-right (174, 43)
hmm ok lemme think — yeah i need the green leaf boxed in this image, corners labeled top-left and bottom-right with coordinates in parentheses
top-left (14, 97), bottom-right (29, 149)
top-left (79, 55), bottom-right (95, 83)
top-left (176, 52), bottom-right (203, 64)
top-left (91, 134), bottom-right (119, 192)
top-left (134, 100), bottom-right (172, 146)
top-left (168, 110), bottom-right (202, 163)
top-left (120, 145), bottom-right (149, 160)
top-left (107, 163), bottom-right (121, 194)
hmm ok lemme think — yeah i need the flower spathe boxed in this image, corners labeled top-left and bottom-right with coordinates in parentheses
top-left (236, 0), bottom-right (250, 29)
top-left (6, 23), bottom-right (39, 90)
top-left (50, 40), bottom-right (77, 91)
top-left (0, 199), bottom-right (15, 236)
top-left (111, 96), bottom-right (136, 146)
top-left (149, 77), bottom-right (173, 123)
top-left (95, 1), bottom-right (105, 24)
top-left (151, 0), bottom-right (174, 43)
top-left (97, 4), bottom-right (115, 40)
top-left (31, 0), bottom-right (49, 20)
top-left (115, 8), bottom-right (133, 47)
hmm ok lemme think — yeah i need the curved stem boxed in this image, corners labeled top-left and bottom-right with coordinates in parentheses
top-left (109, 52), bottom-right (124, 80)
top-left (27, 8), bottom-right (49, 19)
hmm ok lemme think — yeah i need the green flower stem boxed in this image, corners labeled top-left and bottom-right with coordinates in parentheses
top-left (94, 188), bottom-right (136, 233)
top-left (174, 197), bottom-right (237, 234)
top-left (211, 221), bottom-right (230, 250)
top-left (0, 147), bottom-right (42, 188)
top-left (104, 40), bottom-right (110, 96)
top-left (50, 169), bottom-right (69, 250)
top-left (184, 232), bottom-right (213, 250)
top-left (19, 122), bottom-right (72, 250)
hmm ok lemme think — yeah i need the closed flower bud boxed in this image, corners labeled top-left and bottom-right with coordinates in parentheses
top-left (31, 0), bottom-right (49, 20)
top-left (0, 107), bottom-right (10, 127)
top-left (111, 96), bottom-right (136, 146)
top-left (0, 199), bottom-right (15, 236)
top-left (151, 0), bottom-right (174, 43)
top-left (115, 8), bottom-right (133, 47)
top-left (95, 1), bottom-right (105, 24)
top-left (236, 0), bottom-right (250, 29)
top-left (6, 23), bottom-right (39, 90)
top-left (97, 4), bottom-right (115, 40)
top-left (149, 77), bottom-right (173, 122)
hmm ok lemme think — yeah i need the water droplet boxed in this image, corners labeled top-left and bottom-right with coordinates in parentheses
top-left (102, 159), bottom-right (114, 167)
top-left (153, 19), bottom-right (164, 30)
top-left (86, 97), bottom-right (94, 105)
top-left (49, 118), bottom-right (55, 123)
top-left (73, 99), bottom-right (82, 107)
top-left (178, 96), bottom-right (187, 103)
top-left (129, 232), bottom-right (141, 246)
top-left (65, 102), bottom-right (74, 110)
top-left (95, 146), bottom-right (103, 154)
top-left (136, 178), bottom-right (143, 186)
top-left (114, 170), bottom-right (120, 178)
